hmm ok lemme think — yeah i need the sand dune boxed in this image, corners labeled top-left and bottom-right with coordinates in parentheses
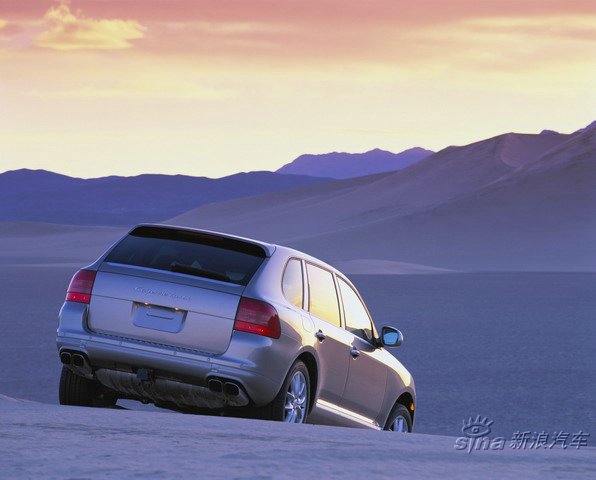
top-left (2, 397), bottom-right (594, 479)
top-left (170, 128), bottom-right (590, 270)
top-left (288, 126), bottom-right (595, 270)
top-left (173, 130), bottom-right (572, 236)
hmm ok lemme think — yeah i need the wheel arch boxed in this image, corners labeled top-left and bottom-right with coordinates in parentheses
top-left (396, 391), bottom-right (416, 423)
top-left (380, 386), bottom-right (416, 429)
top-left (296, 349), bottom-right (319, 415)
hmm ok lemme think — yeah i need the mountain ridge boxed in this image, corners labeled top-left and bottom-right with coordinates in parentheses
top-left (170, 124), bottom-right (595, 271)
top-left (0, 170), bottom-right (332, 226)
top-left (172, 129), bottom-right (575, 236)
top-left (276, 147), bottom-right (433, 179)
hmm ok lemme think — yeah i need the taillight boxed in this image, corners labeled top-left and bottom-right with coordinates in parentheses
top-left (65, 269), bottom-right (97, 304)
top-left (234, 297), bottom-right (281, 339)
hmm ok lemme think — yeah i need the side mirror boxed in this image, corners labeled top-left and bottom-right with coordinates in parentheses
top-left (380, 326), bottom-right (403, 348)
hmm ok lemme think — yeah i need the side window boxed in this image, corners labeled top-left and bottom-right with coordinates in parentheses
top-left (282, 259), bottom-right (303, 309)
top-left (306, 263), bottom-right (341, 327)
top-left (338, 277), bottom-right (373, 343)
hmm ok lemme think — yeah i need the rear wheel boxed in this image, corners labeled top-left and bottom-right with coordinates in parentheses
top-left (254, 360), bottom-right (310, 423)
top-left (59, 367), bottom-right (117, 407)
top-left (384, 403), bottom-right (412, 432)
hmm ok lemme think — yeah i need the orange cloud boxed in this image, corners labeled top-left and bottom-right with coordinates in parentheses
top-left (35, 2), bottom-right (145, 50)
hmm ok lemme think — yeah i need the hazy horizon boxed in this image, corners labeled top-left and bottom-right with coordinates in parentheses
top-left (0, 121), bottom-right (592, 179)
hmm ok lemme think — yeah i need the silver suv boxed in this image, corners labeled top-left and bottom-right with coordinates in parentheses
top-left (56, 225), bottom-right (416, 431)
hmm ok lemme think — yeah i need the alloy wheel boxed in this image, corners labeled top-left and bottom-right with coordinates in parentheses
top-left (390, 415), bottom-right (408, 432)
top-left (284, 371), bottom-right (307, 423)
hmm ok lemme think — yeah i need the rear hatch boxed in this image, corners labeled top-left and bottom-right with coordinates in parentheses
top-left (87, 226), bottom-right (269, 354)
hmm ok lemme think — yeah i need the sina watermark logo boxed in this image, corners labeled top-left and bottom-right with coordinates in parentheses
top-left (454, 415), bottom-right (590, 453)
top-left (455, 415), bottom-right (505, 454)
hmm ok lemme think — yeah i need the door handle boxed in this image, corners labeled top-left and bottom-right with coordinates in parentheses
top-left (350, 347), bottom-right (360, 358)
top-left (315, 330), bottom-right (326, 341)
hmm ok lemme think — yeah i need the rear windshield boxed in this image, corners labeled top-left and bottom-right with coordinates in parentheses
top-left (104, 226), bottom-right (266, 286)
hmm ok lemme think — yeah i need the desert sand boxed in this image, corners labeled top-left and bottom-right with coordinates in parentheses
top-left (1, 396), bottom-right (594, 479)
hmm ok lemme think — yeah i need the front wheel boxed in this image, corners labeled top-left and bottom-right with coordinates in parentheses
top-left (384, 403), bottom-right (412, 432)
top-left (254, 360), bottom-right (310, 424)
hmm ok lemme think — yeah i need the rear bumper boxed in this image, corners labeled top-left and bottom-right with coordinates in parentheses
top-left (57, 331), bottom-right (283, 407)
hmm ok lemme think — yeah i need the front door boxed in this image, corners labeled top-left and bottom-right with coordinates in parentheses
top-left (337, 277), bottom-right (387, 422)
top-left (341, 335), bottom-right (387, 421)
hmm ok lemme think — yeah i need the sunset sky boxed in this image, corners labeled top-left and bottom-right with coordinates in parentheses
top-left (1, 0), bottom-right (594, 178)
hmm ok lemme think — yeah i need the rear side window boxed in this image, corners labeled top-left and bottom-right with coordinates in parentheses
top-left (306, 263), bottom-right (340, 327)
top-left (105, 226), bottom-right (266, 286)
top-left (282, 259), bottom-right (303, 308)
top-left (338, 277), bottom-right (373, 343)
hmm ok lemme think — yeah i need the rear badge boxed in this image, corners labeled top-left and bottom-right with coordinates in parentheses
top-left (134, 286), bottom-right (191, 302)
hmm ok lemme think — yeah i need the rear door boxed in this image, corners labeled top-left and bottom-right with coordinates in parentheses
top-left (305, 263), bottom-right (351, 407)
top-left (87, 226), bottom-right (267, 354)
top-left (337, 276), bottom-right (387, 421)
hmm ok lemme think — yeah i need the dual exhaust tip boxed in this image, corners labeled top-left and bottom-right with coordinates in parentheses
top-left (60, 351), bottom-right (87, 368)
top-left (207, 378), bottom-right (240, 397)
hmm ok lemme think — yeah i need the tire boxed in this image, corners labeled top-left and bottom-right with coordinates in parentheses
top-left (384, 403), bottom-right (412, 432)
top-left (59, 367), bottom-right (117, 408)
top-left (254, 360), bottom-right (310, 423)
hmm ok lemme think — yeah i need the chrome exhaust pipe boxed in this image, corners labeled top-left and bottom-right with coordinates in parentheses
top-left (207, 378), bottom-right (223, 393)
top-left (72, 353), bottom-right (86, 368)
top-left (223, 382), bottom-right (240, 396)
top-left (60, 351), bottom-right (72, 365)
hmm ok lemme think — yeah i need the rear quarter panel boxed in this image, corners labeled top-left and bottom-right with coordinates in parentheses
top-left (241, 251), bottom-right (322, 403)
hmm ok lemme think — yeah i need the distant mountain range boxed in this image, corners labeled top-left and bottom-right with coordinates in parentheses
top-left (171, 122), bottom-right (596, 271)
top-left (0, 170), bottom-right (331, 226)
top-left (276, 147), bottom-right (433, 178)
top-left (0, 145), bottom-right (433, 226)
top-left (2, 122), bottom-right (594, 271)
